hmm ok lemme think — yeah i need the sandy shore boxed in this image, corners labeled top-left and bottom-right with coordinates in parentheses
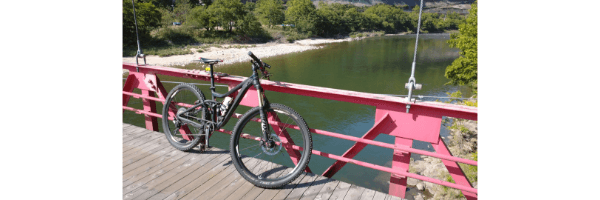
top-left (122, 37), bottom-right (362, 71)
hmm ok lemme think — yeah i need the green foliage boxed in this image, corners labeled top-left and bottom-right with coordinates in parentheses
top-left (256, 0), bottom-right (285, 28)
top-left (364, 4), bottom-right (412, 33)
top-left (143, 0), bottom-right (200, 8)
top-left (157, 0), bottom-right (194, 26)
top-left (235, 10), bottom-right (264, 36)
top-left (123, 0), bottom-right (162, 47)
top-left (446, 1), bottom-right (477, 89)
top-left (208, 0), bottom-right (245, 32)
top-left (173, 0), bottom-right (194, 23)
top-left (123, 0), bottom-right (470, 57)
top-left (153, 26), bottom-right (198, 45)
top-left (187, 5), bottom-right (217, 31)
top-left (285, 0), bottom-right (318, 35)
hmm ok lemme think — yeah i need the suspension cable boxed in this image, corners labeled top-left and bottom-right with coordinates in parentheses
top-left (131, 0), bottom-right (146, 69)
top-left (405, 0), bottom-right (424, 113)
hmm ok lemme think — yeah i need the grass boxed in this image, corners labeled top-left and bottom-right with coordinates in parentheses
top-left (263, 26), bottom-right (309, 43)
top-left (349, 31), bottom-right (385, 38)
top-left (123, 25), bottom-right (272, 57)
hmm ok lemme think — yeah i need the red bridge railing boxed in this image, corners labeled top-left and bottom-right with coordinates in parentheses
top-left (122, 63), bottom-right (478, 199)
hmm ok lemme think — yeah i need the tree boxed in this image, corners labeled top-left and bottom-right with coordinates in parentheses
top-left (143, 0), bottom-right (200, 8)
top-left (364, 4), bottom-right (411, 33)
top-left (445, 1), bottom-right (477, 90)
top-left (285, 0), bottom-right (318, 35)
top-left (208, 0), bottom-right (244, 32)
top-left (256, 0), bottom-right (285, 28)
top-left (236, 10), bottom-right (263, 35)
top-left (123, 0), bottom-right (161, 46)
top-left (172, 0), bottom-right (194, 23)
top-left (187, 5), bottom-right (217, 31)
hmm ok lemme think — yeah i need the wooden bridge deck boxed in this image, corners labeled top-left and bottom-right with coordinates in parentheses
top-left (122, 123), bottom-right (404, 200)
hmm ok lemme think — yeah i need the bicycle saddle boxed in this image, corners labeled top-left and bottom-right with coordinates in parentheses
top-left (197, 57), bottom-right (223, 64)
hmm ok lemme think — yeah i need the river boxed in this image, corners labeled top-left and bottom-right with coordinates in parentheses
top-left (123, 33), bottom-right (472, 193)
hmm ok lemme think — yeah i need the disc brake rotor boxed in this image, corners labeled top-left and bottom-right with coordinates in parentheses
top-left (261, 133), bottom-right (282, 156)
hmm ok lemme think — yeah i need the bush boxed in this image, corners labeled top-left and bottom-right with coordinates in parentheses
top-left (123, 0), bottom-right (161, 47)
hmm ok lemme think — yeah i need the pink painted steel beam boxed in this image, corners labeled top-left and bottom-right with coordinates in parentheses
top-left (122, 73), bottom-right (138, 107)
top-left (282, 141), bottom-right (477, 193)
top-left (154, 76), bottom-right (195, 141)
top-left (123, 91), bottom-right (165, 103)
top-left (122, 64), bottom-right (477, 120)
top-left (213, 128), bottom-right (476, 193)
top-left (322, 114), bottom-right (394, 178)
top-left (231, 113), bottom-right (477, 166)
top-left (142, 89), bottom-right (159, 131)
top-left (267, 112), bottom-right (312, 173)
top-left (389, 137), bottom-right (413, 198)
top-left (432, 136), bottom-right (477, 200)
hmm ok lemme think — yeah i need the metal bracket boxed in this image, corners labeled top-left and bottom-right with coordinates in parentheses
top-left (391, 173), bottom-right (407, 179)
top-left (135, 50), bottom-right (146, 72)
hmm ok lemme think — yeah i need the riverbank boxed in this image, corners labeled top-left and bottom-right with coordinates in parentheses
top-left (122, 37), bottom-right (369, 72)
top-left (407, 117), bottom-right (478, 200)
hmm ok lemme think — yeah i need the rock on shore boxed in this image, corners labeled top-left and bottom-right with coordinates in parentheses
top-left (122, 37), bottom-right (363, 69)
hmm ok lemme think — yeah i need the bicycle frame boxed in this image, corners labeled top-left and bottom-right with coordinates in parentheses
top-left (174, 62), bottom-right (272, 142)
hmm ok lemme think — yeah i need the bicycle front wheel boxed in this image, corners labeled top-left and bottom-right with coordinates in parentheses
top-left (230, 103), bottom-right (312, 188)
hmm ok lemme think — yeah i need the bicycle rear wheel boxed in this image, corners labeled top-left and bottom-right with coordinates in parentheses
top-left (161, 83), bottom-right (207, 151)
top-left (230, 103), bottom-right (312, 188)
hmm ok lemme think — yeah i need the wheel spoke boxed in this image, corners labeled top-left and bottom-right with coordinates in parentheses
top-left (240, 143), bottom-right (260, 151)
top-left (232, 104), bottom-right (311, 187)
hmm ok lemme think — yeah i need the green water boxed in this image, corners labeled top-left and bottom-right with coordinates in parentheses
top-left (123, 34), bottom-right (471, 193)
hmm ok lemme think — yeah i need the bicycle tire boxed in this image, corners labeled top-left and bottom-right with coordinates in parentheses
top-left (162, 83), bottom-right (207, 151)
top-left (230, 103), bottom-right (312, 188)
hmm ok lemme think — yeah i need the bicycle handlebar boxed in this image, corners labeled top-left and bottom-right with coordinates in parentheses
top-left (247, 51), bottom-right (271, 69)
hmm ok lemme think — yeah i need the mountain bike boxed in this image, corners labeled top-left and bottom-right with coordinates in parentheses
top-left (161, 51), bottom-right (312, 188)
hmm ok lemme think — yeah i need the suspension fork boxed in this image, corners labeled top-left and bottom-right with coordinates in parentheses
top-left (253, 78), bottom-right (271, 143)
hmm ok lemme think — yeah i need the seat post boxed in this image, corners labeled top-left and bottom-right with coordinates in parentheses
top-left (209, 63), bottom-right (216, 101)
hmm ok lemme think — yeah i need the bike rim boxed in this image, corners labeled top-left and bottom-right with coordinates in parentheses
top-left (165, 87), bottom-right (202, 146)
top-left (235, 108), bottom-right (307, 182)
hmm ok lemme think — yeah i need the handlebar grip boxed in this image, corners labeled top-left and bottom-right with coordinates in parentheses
top-left (247, 51), bottom-right (263, 67)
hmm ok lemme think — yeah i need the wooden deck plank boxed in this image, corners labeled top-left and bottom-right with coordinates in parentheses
top-left (371, 191), bottom-right (387, 200)
top-left (122, 132), bottom-right (165, 153)
top-left (329, 181), bottom-right (352, 200)
top-left (122, 124), bottom-right (143, 133)
top-left (123, 126), bottom-right (149, 137)
top-left (121, 124), bottom-right (397, 200)
top-left (122, 125), bottom-right (146, 138)
top-left (123, 146), bottom-right (176, 174)
top-left (122, 133), bottom-right (165, 155)
top-left (208, 159), bottom-right (277, 200)
top-left (123, 141), bottom-right (172, 168)
top-left (250, 168), bottom-right (297, 200)
top-left (221, 160), bottom-right (281, 200)
top-left (128, 153), bottom-right (229, 200)
top-left (123, 150), bottom-right (186, 184)
top-left (312, 179), bottom-right (341, 200)
top-left (173, 156), bottom-right (241, 200)
top-left (343, 185), bottom-right (366, 200)
top-left (123, 152), bottom-right (220, 196)
top-left (123, 148), bottom-right (179, 175)
top-left (122, 137), bottom-right (171, 159)
top-left (385, 194), bottom-right (403, 200)
top-left (146, 153), bottom-right (232, 200)
top-left (271, 173), bottom-right (318, 200)
top-left (238, 159), bottom-right (290, 200)
top-left (183, 158), bottom-right (263, 200)
top-left (285, 173), bottom-right (322, 200)
top-left (123, 150), bottom-right (189, 188)
top-left (359, 190), bottom-right (375, 200)
top-left (123, 128), bottom-right (156, 143)
top-left (298, 175), bottom-right (330, 200)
